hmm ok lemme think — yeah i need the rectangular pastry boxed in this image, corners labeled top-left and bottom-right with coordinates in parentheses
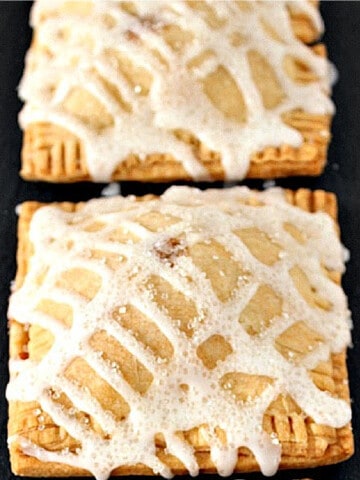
top-left (19, 0), bottom-right (333, 183)
top-left (7, 187), bottom-right (353, 478)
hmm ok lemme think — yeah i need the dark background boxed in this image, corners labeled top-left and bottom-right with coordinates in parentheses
top-left (0, 2), bottom-right (359, 479)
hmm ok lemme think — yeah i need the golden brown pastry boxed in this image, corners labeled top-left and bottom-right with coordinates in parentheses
top-left (20, 1), bottom-right (333, 182)
top-left (7, 187), bottom-right (353, 478)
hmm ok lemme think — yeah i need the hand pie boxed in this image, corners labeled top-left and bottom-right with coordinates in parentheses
top-left (7, 187), bottom-right (353, 478)
top-left (20, 1), bottom-right (333, 183)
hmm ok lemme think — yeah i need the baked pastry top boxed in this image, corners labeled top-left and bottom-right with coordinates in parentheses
top-left (20, 1), bottom-right (333, 182)
top-left (7, 187), bottom-right (353, 478)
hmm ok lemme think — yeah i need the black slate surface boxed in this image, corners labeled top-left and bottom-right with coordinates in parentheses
top-left (0, 2), bottom-right (359, 479)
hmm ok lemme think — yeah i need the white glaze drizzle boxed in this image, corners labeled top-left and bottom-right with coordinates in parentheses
top-left (7, 187), bottom-right (351, 479)
top-left (19, 1), bottom-right (333, 181)
top-left (101, 182), bottom-right (122, 197)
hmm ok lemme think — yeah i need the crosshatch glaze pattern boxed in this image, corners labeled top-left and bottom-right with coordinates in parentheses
top-left (20, 1), bottom-right (332, 182)
top-left (7, 187), bottom-right (353, 479)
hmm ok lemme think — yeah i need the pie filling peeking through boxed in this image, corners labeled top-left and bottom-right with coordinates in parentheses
top-left (7, 187), bottom-right (353, 478)
top-left (20, 0), bottom-right (333, 182)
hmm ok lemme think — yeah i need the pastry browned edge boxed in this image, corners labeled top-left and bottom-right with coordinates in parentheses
top-left (8, 189), bottom-right (354, 477)
top-left (21, 108), bottom-right (331, 183)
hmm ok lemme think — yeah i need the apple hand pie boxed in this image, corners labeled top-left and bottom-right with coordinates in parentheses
top-left (20, 1), bottom-right (333, 182)
top-left (7, 187), bottom-right (353, 478)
